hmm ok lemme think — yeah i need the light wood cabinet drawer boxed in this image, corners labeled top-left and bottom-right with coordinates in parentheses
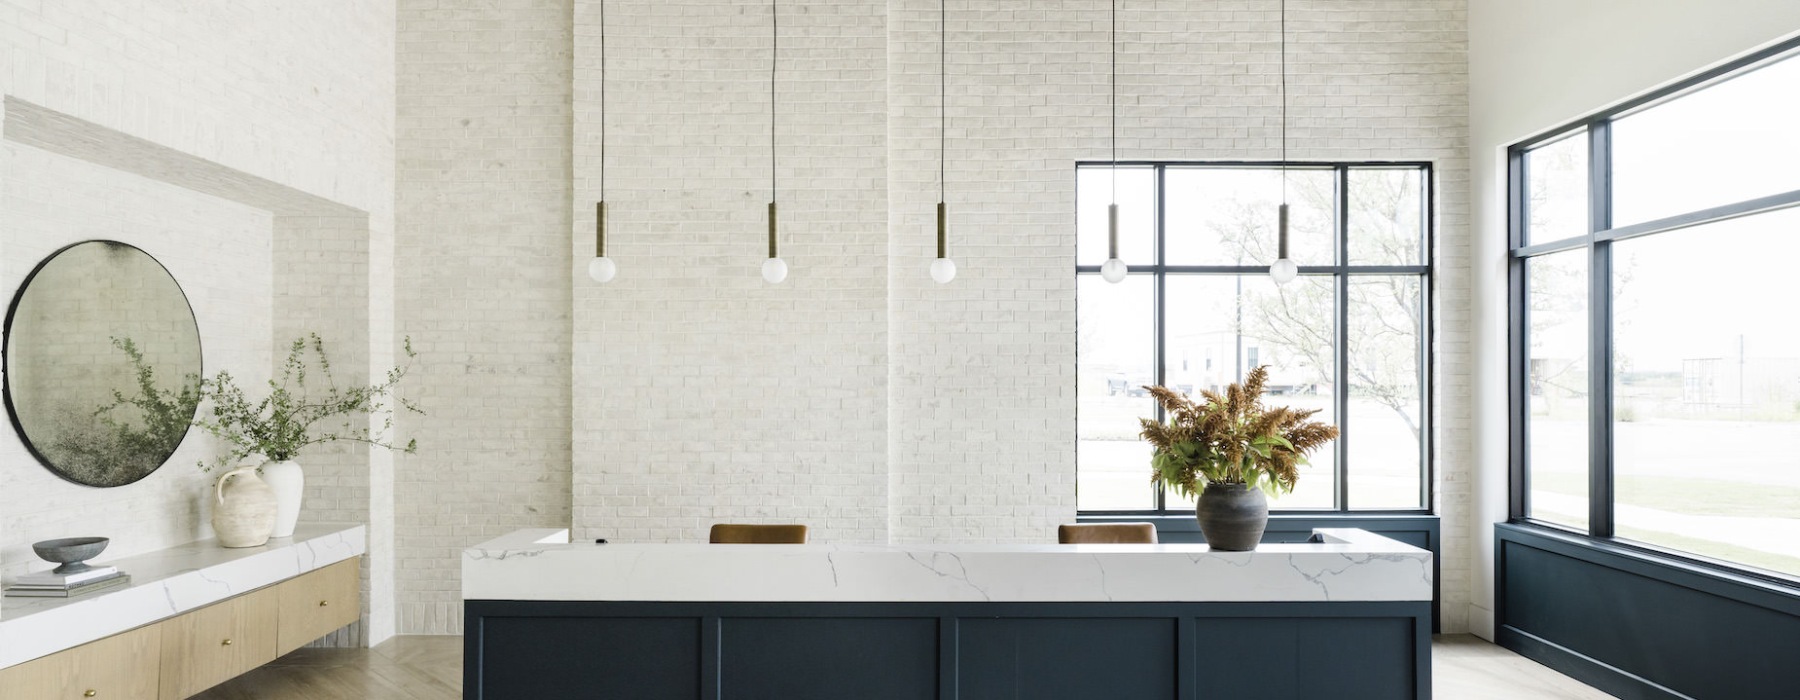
top-left (0, 622), bottom-right (161, 700)
top-left (157, 585), bottom-right (278, 699)
top-left (276, 558), bottom-right (359, 656)
top-left (0, 556), bottom-right (361, 700)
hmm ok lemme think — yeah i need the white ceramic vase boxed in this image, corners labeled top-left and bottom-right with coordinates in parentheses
top-left (213, 467), bottom-right (277, 548)
top-left (261, 459), bottom-right (304, 538)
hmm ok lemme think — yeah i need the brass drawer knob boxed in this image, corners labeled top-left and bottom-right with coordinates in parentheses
top-left (85, 691), bottom-right (97, 698)
top-left (222, 638), bottom-right (233, 646)
top-left (318, 600), bottom-right (329, 607)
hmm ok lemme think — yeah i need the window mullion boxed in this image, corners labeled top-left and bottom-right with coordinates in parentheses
top-left (1076, 162), bottom-right (1433, 517)
top-left (1507, 149), bottom-right (1529, 520)
top-left (1335, 166), bottom-right (1351, 512)
top-left (1420, 164), bottom-right (1436, 513)
top-left (1153, 165), bottom-right (1168, 514)
top-left (1587, 121), bottom-right (1615, 538)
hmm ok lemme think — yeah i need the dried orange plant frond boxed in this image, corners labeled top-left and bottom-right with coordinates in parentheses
top-left (1137, 366), bottom-right (1339, 499)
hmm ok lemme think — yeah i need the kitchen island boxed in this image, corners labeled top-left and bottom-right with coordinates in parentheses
top-left (463, 528), bottom-right (1433, 699)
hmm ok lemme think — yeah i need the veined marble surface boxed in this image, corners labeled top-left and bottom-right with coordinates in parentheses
top-left (464, 528), bottom-right (1430, 603)
top-left (0, 523), bottom-right (364, 669)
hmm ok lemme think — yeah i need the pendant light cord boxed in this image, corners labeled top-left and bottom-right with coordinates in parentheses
top-left (597, 0), bottom-right (608, 261)
top-left (1279, 0), bottom-right (1287, 202)
top-left (600, 0), bottom-right (606, 202)
top-left (771, 0), bottom-right (778, 204)
top-left (1110, 0), bottom-right (1117, 205)
top-left (940, 0), bottom-right (946, 205)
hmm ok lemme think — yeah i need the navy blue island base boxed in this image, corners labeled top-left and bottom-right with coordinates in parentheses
top-left (463, 599), bottom-right (1432, 699)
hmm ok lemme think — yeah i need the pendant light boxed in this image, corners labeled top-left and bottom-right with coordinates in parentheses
top-left (588, 0), bottom-right (617, 283)
top-left (761, 0), bottom-right (789, 284)
top-left (1099, 0), bottom-right (1127, 284)
top-left (929, 0), bottom-right (957, 284)
top-left (1268, 0), bottom-right (1298, 285)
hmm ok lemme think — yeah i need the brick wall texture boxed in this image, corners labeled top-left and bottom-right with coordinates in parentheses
top-left (2, 0), bottom-right (1472, 639)
top-left (0, 0), bottom-right (397, 641)
top-left (396, 0), bottom-right (578, 634)
top-left (0, 144), bottom-right (274, 575)
top-left (567, 0), bottom-right (894, 549)
top-left (415, 0), bottom-right (1469, 634)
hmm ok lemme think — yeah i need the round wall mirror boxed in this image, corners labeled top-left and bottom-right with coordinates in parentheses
top-left (4, 241), bottom-right (202, 487)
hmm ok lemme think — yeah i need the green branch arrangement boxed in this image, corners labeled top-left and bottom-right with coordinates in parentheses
top-left (102, 336), bottom-right (202, 454)
top-left (193, 334), bottom-right (422, 471)
top-left (1138, 366), bottom-right (1339, 499)
top-left (45, 337), bottom-right (202, 485)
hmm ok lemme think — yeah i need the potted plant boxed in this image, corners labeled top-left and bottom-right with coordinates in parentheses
top-left (194, 334), bottom-right (421, 538)
top-left (1138, 366), bottom-right (1337, 551)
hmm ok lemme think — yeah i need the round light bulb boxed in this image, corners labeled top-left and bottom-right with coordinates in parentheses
top-left (1100, 258), bottom-right (1128, 283)
top-left (761, 257), bottom-right (789, 284)
top-left (929, 257), bottom-right (958, 284)
top-left (1269, 258), bottom-right (1298, 285)
top-left (587, 256), bottom-right (617, 283)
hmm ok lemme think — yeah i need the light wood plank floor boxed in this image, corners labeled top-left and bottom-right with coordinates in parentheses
top-left (1433, 635), bottom-right (1615, 700)
top-left (198, 634), bottom-right (1614, 699)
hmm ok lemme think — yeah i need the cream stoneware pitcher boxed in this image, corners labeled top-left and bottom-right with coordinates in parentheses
top-left (212, 466), bottom-right (278, 548)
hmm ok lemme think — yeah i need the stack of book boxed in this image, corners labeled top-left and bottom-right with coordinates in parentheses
top-left (3, 566), bottom-right (131, 598)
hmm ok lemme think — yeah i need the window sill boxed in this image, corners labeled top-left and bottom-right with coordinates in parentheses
top-left (1079, 512), bottom-right (1436, 531)
top-left (1499, 521), bottom-right (1800, 606)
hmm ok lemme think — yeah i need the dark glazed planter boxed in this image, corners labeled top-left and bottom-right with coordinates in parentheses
top-left (1196, 482), bottom-right (1268, 551)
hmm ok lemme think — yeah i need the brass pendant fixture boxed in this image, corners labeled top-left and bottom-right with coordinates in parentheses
top-left (762, 0), bottom-right (788, 284)
top-left (929, 0), bottom-right (957, 284)
top-left (589, 201), bottom-right (615, 282)
top-left (1269, 0), bottom-right (1298, 285)
top-left (588, 0), bottom-right (616, 283)
top-left (1099, 0), bottom-right (1127, 284)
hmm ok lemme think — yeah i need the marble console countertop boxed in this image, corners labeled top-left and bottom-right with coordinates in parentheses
top-left (0, 523), bottom-right (364, 669)
top-left (463, 528), bottom-right (1430, 604)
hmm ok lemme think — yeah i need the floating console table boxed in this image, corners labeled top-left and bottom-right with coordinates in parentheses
top-left (0, 523), bottom-right (365, 698)
top-left (463, 527), bottom-right (1434, 700)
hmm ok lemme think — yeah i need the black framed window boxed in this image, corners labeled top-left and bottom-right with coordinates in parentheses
top-left (1509, 40), bottom-right (1800, 581)
top-left (1077, 163), bottom-right (1434, 515)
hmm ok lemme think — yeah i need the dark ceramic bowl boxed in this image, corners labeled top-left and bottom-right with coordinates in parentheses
top-left (32, 537), bottom-right (109, 575)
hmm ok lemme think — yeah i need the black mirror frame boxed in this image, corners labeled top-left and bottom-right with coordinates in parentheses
top-left (2, 239), bottom-right (204, 488)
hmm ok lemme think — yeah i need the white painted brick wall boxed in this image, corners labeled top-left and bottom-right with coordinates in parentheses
top-left (0, 0), bottom-right (397, 641)
top-left (273, 214), bottom-right (374, 534)
top-left (554, 0), bottom-right (1470, 632)
top-left (395, 0), bottom-right (577, 635)
top-left (884, 0), bottom-right (1470, 630)
top-left (0, 0), bottom-right (1466, 638)
top-left (0, 143), bottom-right (273, 575)
top-left (568, 0), bottom-right (892, 549)
top-left (0, 1), bottom-right (394, 218)
top-left (274, 214), bottom-right (376, 648)
top-left (398, 0), bottom-right (1469, 632)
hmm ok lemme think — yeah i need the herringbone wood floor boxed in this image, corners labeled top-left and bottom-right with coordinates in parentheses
top-left (195, 636), bottom-right (459, 700)
top-left (197, 634), bottom-right (1614, 699)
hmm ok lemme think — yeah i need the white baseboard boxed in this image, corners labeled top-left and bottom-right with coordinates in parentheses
top-left (1467, 603), bottom-right (1495, 641)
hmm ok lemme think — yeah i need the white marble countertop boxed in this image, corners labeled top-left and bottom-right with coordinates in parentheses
top-left (463, 528), bottom-right (1431, 604)
top-left (0, 523), bottom-right (364, 669)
